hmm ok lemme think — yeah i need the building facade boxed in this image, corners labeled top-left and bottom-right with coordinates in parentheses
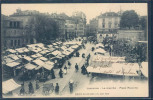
top-left (2, 9), bottom-right (37, 50)
top-left (98, 12), bottom-right (120, 34)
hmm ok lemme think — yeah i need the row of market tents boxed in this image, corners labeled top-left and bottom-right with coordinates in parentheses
top-left (87, 43), bottom-right (148, 78)
top-left (2, 41), bottom-right (82, 80)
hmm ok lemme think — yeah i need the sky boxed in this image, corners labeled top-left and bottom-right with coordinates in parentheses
top-left (2, 3), bottom-right (147, 24)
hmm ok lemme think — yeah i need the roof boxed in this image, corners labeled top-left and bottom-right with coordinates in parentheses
top-left (6, 62), bottom-right (20, 67)
top-left (23, 56), bottom-right (33, 61)
top-left (33, 59), bottom-right (45, 66)
top-left (39, 57), bottom-right (48, 61)
top-left (6, 49), bottom-right (16, 53)
top-left (52, 50), bottom-right (61, 56)
top-left (96, 43), bottom-right (104, 48)
top-left (3, 79), bottom-right (21, 94)
top-left (98, 12), bottom-right (119, 18)
top-left (43, 63), bottom-right (54, 70)
top-left (94, 48), bottom-right (106, 54)
top-left (25, 63), bottom-right (37, 70)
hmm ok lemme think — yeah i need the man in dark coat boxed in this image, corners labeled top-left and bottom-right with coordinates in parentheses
top-left (50, 69), bottom-right (56, 79)
top-left (55, 83), bottom-right (59, 95)
top-left (20, 84), bottom-right (25, 95)
top-left (64, 66), bottom-right (68, 74)
top-left (59, 69), bottom-right (63, 78)
top-left (68, 61), bottom-right (71, 68)
top-left (28, 82), bottom-right (34, 94)
top-left (69, 81), bottom-right (73, 94)
top-left (75, 63), bottom-right (79, 72)
top-left (81, 65), bottom-right (86, 75)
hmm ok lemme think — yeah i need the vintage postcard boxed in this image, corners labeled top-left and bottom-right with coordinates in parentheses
top-left (1, 3), bottom-right (148, 98)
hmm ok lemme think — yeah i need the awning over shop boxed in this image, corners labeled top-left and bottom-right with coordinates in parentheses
top-left (6, 62), bottom-right (20, 68)
top-left (25, 63), bottom-right (37, 70)
top-left (3, 79), bottom-right (21, 94)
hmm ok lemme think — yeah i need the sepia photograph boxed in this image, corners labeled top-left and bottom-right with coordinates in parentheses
top-left (1, 3), bottom-right (148, 98)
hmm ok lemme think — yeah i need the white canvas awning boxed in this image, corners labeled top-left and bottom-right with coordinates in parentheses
top-left (87, 63), bottom-right (140, 76)
top-left (25, 63), bottom-right (37, 70)
top-left (96, 43), bottom-right (104, 48)
top-left (15, 48), bottom-right (24, 53)
top-left (42, 63), bottom-right (54, 70)
top-left (33, 59), bottom-right (45, 66)
top-left (31, 54), bottom-right (38, 58)
top-left (24, 56), bottom-right (33, 61)
top-left (3, 79), bottom-right (21, 94)
top-left (94, 48), bottom-right (106, 54)
top-left (39, 57), bottom-right (48, 61)
top-left (92, 55), bottom-right (125, 63)
top-left (52, 50), bottom-right (61, 56)
top-left (6, 62), bottom-right (20, 68)
top-left (8, 54), bottom-right (19, 60)
top-left (5, 58), bottom-right (14, 63)
top-left (6, 49), bottom-right (17, 53)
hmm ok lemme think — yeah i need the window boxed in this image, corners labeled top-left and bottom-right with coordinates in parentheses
top-left (14, 22), bottom-right (16, 28)
top-left (10, 22), bottom-right (13, 28)
top-left (109, 23), bottom-right (112, 28)
top-left (103, 19), bottom-right (105, 23)
top-left (102, 24), bottom-right (105, 28)
top-left (14, 40), bottom-right (17, 46)
top-left (11, 40), bottom-right (13, 46)
top-left (17, 22), bottom-right (20, 28)
top-left (4, 41), bottom-right (7, 47)
top-left (26, 39), bottom-right (29, 43)
top-left (18, 40), bottom-right (20, 46)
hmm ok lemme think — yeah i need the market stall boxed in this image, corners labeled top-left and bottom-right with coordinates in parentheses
top-left (3, 79), bottom-right (21, 96)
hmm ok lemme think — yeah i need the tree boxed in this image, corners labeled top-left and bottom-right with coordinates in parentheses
top-left (139, 16), bottom-right (147, 40)
top-left (29, 14), bottom-right (59, 43)
top-left (120, 10), bottom-right (139, 29)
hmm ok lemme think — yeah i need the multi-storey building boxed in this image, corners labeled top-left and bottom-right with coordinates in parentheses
top-left (89, 18), bottom-right (98, 35)
top-left (98, 12), bottom-right (120, 34)
top-left (72, 11), bottom-right (86, 37)
top-left (1, 9), bottom-right (37, 50)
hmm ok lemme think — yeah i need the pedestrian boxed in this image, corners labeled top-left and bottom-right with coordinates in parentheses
top-left (59, 68), bottom-right (63, 78)
top-left (69, 80), bottom-right (74, 94)
top-left (36, 80), bottom-right (39, 90)
top-left (50, 69), bottom-right (56, 79)
top-left (55, 83), bottom-right (59, 95)
top-left (64, 66), bottom-right (68, 74)
top-left (75, 63), bottom-right (79, 72)
top-left (28, 82), bottom-right (34, 94)
top-left (81, 65), bottom-right (86, 75)
top-left (68, 61), bottom-right (71, 68)
top-left (20, 84), bottom-right (25, 95)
